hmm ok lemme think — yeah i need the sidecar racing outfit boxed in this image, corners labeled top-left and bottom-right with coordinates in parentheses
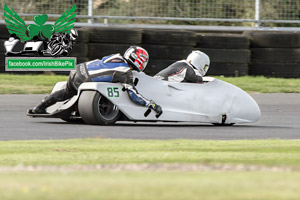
top-left (30, 46), bottom-right (162, 116)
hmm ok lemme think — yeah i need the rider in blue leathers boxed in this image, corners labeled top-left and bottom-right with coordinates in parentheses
top-left (30, 46), bottom-right (162, 115)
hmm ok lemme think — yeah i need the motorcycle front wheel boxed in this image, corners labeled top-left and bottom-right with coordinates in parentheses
top-left (78, 91), bottom-right (121, 125)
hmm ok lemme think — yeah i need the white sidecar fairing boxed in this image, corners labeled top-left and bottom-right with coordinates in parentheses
top-left (77, 72), bottom-right (261, 124)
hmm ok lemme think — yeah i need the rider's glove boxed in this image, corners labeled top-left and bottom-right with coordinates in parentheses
top-left (148, 100), bottom-right (163, 117)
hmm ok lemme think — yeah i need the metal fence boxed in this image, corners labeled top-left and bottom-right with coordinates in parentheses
top-left (1, 0), bottom-right (300, 27)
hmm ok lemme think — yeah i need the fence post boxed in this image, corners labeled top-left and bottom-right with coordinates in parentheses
top-left (88, 0), bottom-right (94, 23)
top-left (255, 0), bottom-right (261, 27)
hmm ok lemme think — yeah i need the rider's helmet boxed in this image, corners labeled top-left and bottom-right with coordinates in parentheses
top-left (69, 29), bottom-right (78, 41)
top-left (124, 46), bottom-right (149, 71)
top-left (186, 50), bottom-right (210, 76)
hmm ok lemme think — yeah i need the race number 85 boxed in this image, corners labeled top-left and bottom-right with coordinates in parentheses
top-left (107, 87), bottom-right (119, 97)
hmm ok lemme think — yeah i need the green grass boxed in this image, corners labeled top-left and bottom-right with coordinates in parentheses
top-left (1, 139), bottom-right (300, 166)
top-left (1, 139), bottom-right (300, 200)
top-left (217, 76), bottom-right (300, 93)
top-left (0, 74), bottom-right (68, 94)
top-left (1, 171), bottom-right (300, 200)
top-left (1, 74), bottom-right (300, 94)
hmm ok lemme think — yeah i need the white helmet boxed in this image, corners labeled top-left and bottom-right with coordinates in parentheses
top-left (186, 50), bottom-right (210, 76)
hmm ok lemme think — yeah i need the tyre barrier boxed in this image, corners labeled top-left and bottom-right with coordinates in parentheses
top-left (0, 39), bottom-right (5, 72)
top-left (207, 63), bottom-right (248, 76)
top-left (244, 31), bottom-right (300, 77)
top-left (199, 48), bottom-right (251, 64)
top-left (77, 57), bottom-right (89, 64)
top-left (76, 29), bottom-right (90, 43)
top-left (145, 61), bottom-right (249, 77)
top-left (143, 30), bottom-right (197, 46)
top-left (251, 48), bottom-right (300, 63)
top-left (88, 43), bottom-right (132, 60)
top-left (144, 59), bottom-right (177, 76)
top-left (0, 55), bottom-right (5, 72)
top-left (88, 28), bottom-right (142, 44)
top-left (69, 44), bottom-right (88, 58)
top-left (70, 31), bottom-right (89, 68)
top-left (195, 34), bottom-right (250, 76)
top-left (0, 39), bottom-right (6, 52)
top-left (142, 44), bottom-right (193, 60)
top-left (1, 27), bottom-right (300, 77)
top-left (196, 33), bottom-right (250, 49)
top-left (243, 31), bottom-right (300, 48)
top-left (249, 63), bottom-right (300, 78)
top-left (0, 24), bottom-right (9, 39)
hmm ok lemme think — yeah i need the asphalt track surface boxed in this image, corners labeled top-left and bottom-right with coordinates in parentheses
top-left (0, 94), bottom-right (299, 140)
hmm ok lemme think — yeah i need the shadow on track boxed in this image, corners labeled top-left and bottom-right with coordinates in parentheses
top-left (34, 121), bottom-right (293, 130)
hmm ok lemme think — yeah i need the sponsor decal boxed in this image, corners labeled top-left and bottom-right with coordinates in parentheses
top-left (79, 63), bottom-right (88, 79)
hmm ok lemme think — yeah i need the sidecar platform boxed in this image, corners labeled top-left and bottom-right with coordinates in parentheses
top-left (27, 109), bottom-right (70, 118)
top-left (27, 95), bottom-right (79, 119)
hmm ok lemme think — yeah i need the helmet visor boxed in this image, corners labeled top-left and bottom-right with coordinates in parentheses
top-left (131, 49), bottom-right (149, 71)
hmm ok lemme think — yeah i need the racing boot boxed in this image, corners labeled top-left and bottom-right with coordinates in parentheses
top-left (30, 89), bottom-right (75, 114)
top-left (31, 95), bottom-right (57, 114)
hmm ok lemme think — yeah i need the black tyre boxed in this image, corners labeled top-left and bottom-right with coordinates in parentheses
top-left (76, 57), bottom-right (89, 64)
top-left (69, 44), bottom-right (88, 57)
top-left (249, 62), bottom-right (300, 78)
top-left (142, 30), bottom-right (197, 46)
top-left (88, 43), bottom-right (131, 60)
top-left (78, 91), bottom-right (121, 125)
top-left (0, 25), bottom-right (9, 39)
top-left (145, 59), bottom-right (177, 76)
top-left (0, 55), bottom-right (5, 72)
top-left (76, 29), bottom-right (90, 43)
top-left (243, 31), bottom-right (300, 48)
top-left (199, 48), bottom-right (251, 63)
top-left (54, 71), bottom-right (70, 75)
top-left (196, 33), bottom-right (249, 49)
top-left (207, 63), bottom-right (248, 76)
top-left (142, 44), bottom-right (193, 60)
top-left (251, 48), bottom-right (300, 63)
top-left (0, 39), bottom-right (6, 52)
top-left (89, 28), bottom-right (142, 44)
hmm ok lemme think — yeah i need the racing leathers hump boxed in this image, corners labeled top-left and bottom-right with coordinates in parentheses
top-left (77, 54), bottom-right (152, 107)
top-left (154, 60), bottom-right (203, 83)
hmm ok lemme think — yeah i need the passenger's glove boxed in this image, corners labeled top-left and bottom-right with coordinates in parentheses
top-left (148, 100), bottom-right (163, 118)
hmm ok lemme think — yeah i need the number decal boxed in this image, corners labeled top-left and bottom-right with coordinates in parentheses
top-left (107, 87), bottom-right (113, 97)
top-left (113, 87), bottom-right (119, 97)
top-left (107, 87), bottom-right (119, 97)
